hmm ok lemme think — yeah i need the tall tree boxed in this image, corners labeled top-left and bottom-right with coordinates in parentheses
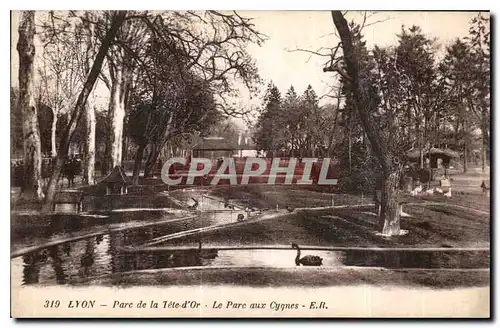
top-left (104, 16), bottom-right (147, 173)
top-left (394, 26), bottom-right (439, 168)
top-left (127, 33), bottom-right (191, 179)
top-left (17, 11), bottom-right (44, 200)
top-left (38, 35), bottom-right (82, 159)
top-left (467, 13), bottom-right (490, 172)
top-left (338, 23), bottom-right (377, 173)
top-left (43, 10), bottom-right (127, 211)
top-left (59, 11), bottom-right (264, 176)
top-left (329, 11), bottom-right (403, 235)
top-left (254, 84), bottom-right (330, 158)
top-left (301, 85), bottom-right (322, 156)
top-left (39, 10), bottom-right (104, 184)
top-left (139, 11), bottom-right (265, 173)
top-left (253, 82), bottom-right (283, 157)
top-left (439, 38), bottom-right (477, 172)
top-left (281, 85), bottom-right (300, 156)
top-left (128, 72), bottom-right (220, 183)
top-left (78, 12), bottom-right (100, 185)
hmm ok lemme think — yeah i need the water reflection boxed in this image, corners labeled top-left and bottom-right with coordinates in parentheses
top-left (212, 250), bottom-right (343, 268)
top-left (12, 195), bottom-right (262, 284)
top-left (22, 251), bottom-right (47, 284)
top-left (12, 210), bottom-right (173, 252)
top-left (48, 246), bottom-right (67, 284)
top-left (10, 191), bottom-right (490, 286)
top-left (79, 239), bottom-right (96, 277)
top-left (12, 234), bottom-right (490, 286)
top-left (174, 191), bottom-right (248, 226)
top-left (63, 243), bottom-right (71, 257)
top-left (11, 217), bottom-right (206, 286)
top-left (343, 250), bottom-right (490, 269)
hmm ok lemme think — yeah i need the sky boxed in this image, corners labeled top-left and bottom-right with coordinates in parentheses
top-left (244, 11), bottom-right (485, 101)
top-left (10, 11), bottom-right (487, 129)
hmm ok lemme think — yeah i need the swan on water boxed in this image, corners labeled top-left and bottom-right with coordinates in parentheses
top-left (291, 243), bottom-right (323, 266)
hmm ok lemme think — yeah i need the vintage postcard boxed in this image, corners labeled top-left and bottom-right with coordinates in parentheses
top-left (10, 10), bottom-right (490, 318)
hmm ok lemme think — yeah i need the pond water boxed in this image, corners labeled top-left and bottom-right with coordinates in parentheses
top-left (173, 191), bottom-right (248, 225)
top-left (10, 189), bottom-right (490, 287)
top-left (11, 230), bottom-right (490, 286)
top-left (11, 202), bottom-right (254, 287)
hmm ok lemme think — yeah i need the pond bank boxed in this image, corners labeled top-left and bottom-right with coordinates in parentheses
top-left (79, 266), bottom-right (490, 289)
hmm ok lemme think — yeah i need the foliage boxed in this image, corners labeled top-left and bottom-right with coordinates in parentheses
top-left (337, 140), bottom-right (381, 193)
top-left (127, 73), bottom-right (220, 150)
top-left (253, 82), bottom-right (283, 156)
top-left (253, 82), bottom-right (338, 157)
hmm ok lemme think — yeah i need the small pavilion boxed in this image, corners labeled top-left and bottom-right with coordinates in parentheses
top-left (406, 147), bottom-right (459, 178)
top-left (99, 165), bottom-right (128, 195)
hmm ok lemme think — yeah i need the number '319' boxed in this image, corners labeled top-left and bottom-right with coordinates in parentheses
top-left (44, 300), bottom-right (60, 308)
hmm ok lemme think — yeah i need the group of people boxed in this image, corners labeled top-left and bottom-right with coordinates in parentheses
top-left (10, 155), bottom-right (83, 188)
top-left (62, 155), bottom-right (83, 187)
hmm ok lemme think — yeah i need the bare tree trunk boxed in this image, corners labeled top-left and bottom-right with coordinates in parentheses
top-left (43, 11), bottom-right (127, 212)
top-left (463, 142), bottom-right (468, 173)
top-left (416, 118), bottom-right (424, 169)
top-left (436, 114), bottom-right (441, 149)
top-left (463, 118), bottom-right (468, 173)
top-left (122, 134), bottom-right (128, 161)
top-left (132, 143), bottom-right (146, 185)
top-left (481, 114), bottom-right (489, 172)
top-left (144, 143), bottom-right (158, 177)
top-left (83, 101), bottom-right (96, 185)
top-left (379, 168), bottom-right (402, 235)
top-left (330, 11), bottom-right (401, 236)
top-left (348, 128), bottom-right (352, 173)
top-left (50, 109), bottom-right (58, 158)
top-left (17, 11), bottom-right (44, 201)
top-left (454, 117), bottom-right (460, 150)
top-left (106, 68), bottom-right (127, 171)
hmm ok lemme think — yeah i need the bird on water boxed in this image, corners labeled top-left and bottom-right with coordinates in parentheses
top-left (291, 243), bottom-right (323, 266)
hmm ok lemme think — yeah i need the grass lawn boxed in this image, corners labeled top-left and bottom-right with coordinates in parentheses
top-left (163, 202), bottom-right (489, 248)
top-left (407, 193), bottom-right (490, 213)
top-left (205, 185), bottom-right (366, 209)
top-left (165, 184), bottom-right (490, 249)
top-left (175, 184), bottom-right (490, 213)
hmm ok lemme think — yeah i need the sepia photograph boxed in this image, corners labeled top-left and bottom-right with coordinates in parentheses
top-left (10, 9), bottom-right (491, 318)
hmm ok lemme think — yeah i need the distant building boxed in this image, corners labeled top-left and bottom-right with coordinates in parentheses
top-left (192, 137), bottom-right (236, 159)
top-left (237, 130), bottom-right (258, 157)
